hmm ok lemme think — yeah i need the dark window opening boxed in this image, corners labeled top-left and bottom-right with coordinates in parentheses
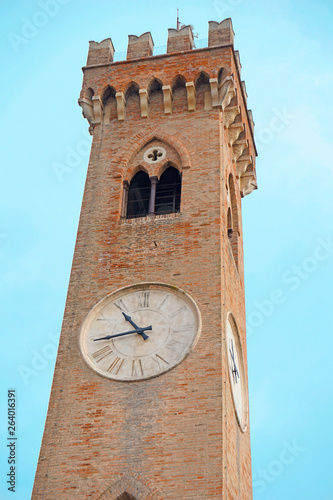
top-left (126, 171), bottom-right (150, 219)
top-left (228, 174), bottom-right (239, 268)
top-left (155, 167), bottom-right (181, 215)
top-left (124, 167), bottom-right (182, 219)
top-left (115, 493), bottom-right (137, 500)
top-left (227, 207), bottom-right (233, 238)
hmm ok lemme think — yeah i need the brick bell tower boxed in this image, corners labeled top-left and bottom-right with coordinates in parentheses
top-left (33, 19), bottom-right (257, 499)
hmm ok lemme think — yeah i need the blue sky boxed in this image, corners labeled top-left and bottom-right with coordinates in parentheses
top-left (1, 1), bottom-right (333, 499)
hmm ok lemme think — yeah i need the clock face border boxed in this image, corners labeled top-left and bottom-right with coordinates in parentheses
top-left (225, 312), bottom-right (248, 432)
top-left (79, 282), bottom-right (202, 382)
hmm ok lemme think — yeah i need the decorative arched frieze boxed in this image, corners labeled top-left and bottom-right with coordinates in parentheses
top-left (147, 78), bottom-right (164, 116)
top-left (125, 82), bottom-right (141, 120)
top-left (194, 72), bottom-right (210, 110)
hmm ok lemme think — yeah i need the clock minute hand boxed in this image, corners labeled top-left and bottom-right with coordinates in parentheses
top-left (94, 325), bottom-right (152, 341)
top-left (122, 312), bottom-right (150, 340)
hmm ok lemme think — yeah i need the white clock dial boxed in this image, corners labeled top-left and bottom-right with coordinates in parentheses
top-left (80, 283), bottom-right (201, 381)
top-left (226, 313), bottom-right (248, 431)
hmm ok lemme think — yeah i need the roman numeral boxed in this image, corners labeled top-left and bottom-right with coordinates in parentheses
top-left (137, 291), bottom-right (149, 308)
top-left (158, 295), bottom-right (169, 310)
top-left (91, 345), bottom-right (113, 362)
top-left (168, 306), bottom-right (187, 318)
top-left (107, 357), bottom-right (125, 374)
top-left (172, 324), bottom-right (194, 333)
top-left (113, 299), bottom-right (128, 312)
top-left (151, 353), bottom-right (169, 368)
top-left (165, 339), bottom-right (184, 352)
top-left (132, 359), bottom-right (144, 377)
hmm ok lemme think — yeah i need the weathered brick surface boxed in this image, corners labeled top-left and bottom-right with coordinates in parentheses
top-left (33, 24), bottom-right (255, 500)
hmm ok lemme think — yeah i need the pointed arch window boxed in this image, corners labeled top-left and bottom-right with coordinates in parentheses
top-left (123, 166), bottom-right (181, 219)
top-left (125, 171), bottom-right (151, 219)
top-left (155, 167), bottom-right (181, 215)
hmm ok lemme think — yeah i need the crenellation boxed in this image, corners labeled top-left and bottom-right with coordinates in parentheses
top-left (87, 38), bottom-right (114, 66)
top-left (208, 18), bottom-right (234, 47)
top-left (127, 32), bottom-right (154, 60)
top-left (167, 25), bottom-right (195, 53)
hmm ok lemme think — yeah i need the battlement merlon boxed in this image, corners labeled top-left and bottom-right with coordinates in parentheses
top-left (127, 32), bottom-right (154, 60)
top-left (78, 19), bottom-right (257, 197)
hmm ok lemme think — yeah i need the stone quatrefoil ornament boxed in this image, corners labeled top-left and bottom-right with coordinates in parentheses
top-left (143, 146), bottom-right (166, 164)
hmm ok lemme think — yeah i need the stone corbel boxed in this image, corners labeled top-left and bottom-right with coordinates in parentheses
top-left (224, 105), bottom-right (240, 128)
top-left (227, 122), bottom-right (244, 146)
top-left (116, 92), bottom-right (126, 121)
top-left (92, 96), bottom-right (103, 124)
top-left (209, 78), bottom-right (219, 108)
top-left (232, 137), bottom-right (248, 162)
top-left (236, 154), bottom-right (253, 178)
top-left (186, 82), bottom-right (196, 111)
top-left (240, 170), bottom-right (257, 197)
top-left (78, 98), bottom-right (94, 125)
top-left (162, 85), bottom-right (172, 114)
top-left (139, 89), bottom-right (149, 118)
top-left (220, 76), bottom-right (236, 110)
top-left (103, 102), bottom-right (112, 125)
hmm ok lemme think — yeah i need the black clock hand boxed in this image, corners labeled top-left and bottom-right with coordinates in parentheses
top-left (122, 312), bottom-right (150, 340)
top-left (229, 341), bottom-right (239, 383)
top-left (94, 325), bottom-right (152, 341)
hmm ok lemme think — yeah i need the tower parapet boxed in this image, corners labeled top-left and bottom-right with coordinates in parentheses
top-left (79, 19), bottom-right (257, 197)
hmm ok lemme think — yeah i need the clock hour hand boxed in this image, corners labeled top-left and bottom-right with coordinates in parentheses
top-left (229, 340), bottom-right (239, 383)
top-left (94, 325), bottom-right (152, 341)
top-left (122, 312), bottom-right (150, 340)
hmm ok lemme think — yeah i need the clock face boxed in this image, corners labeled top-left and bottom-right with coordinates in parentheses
top-left (226, 313), bottom-right (248, 431)
top-left (80, 283), bottom-right (201, 381)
